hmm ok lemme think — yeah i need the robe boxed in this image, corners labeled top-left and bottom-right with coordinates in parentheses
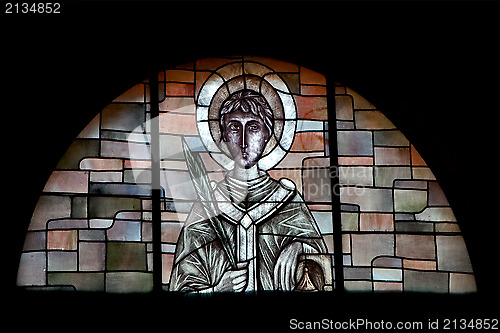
top-left (169, 173), bottom-right (327, 292)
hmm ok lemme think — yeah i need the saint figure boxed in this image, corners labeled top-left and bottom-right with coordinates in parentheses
top-left (169, 90), bottom-right (327, 292)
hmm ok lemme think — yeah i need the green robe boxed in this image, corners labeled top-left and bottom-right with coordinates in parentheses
top-left (169, 173), bottom-right (327, 292)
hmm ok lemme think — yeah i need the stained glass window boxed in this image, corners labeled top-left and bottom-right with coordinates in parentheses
top-left (17, 56), bottom-right (476, 294)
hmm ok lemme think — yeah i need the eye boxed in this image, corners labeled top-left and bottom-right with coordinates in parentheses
top-left (248, 123), bottom-right (260, 131)
top-left (228, 123), bottom-right (240, 131)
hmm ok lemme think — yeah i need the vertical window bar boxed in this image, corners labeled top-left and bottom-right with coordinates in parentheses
top-left (149, 73), bottom-right (163, 293)
top-left (326, 77), bottom-right (345, 293)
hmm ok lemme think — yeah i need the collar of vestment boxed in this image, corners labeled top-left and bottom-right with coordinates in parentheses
top-left (214, 173), bottom-right (296, 226)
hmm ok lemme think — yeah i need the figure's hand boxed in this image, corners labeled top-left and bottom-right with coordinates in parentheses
top-left (213, 262), bottom-right (248, 292)
top-left (274, 242), bottom-right (302, 291)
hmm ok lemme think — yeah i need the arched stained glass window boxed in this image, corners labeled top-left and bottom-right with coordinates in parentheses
top-left (17, 56), bottom-right (476, 294)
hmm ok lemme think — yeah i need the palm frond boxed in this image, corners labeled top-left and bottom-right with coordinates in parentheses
top-left (182, 138), bottom-right (237, 269)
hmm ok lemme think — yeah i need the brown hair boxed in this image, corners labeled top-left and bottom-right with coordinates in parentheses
top-left (219, 90), bottom-right (274, 135)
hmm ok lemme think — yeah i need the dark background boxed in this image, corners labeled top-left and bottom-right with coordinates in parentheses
top-left (1, 1), bottom-right (498, 332)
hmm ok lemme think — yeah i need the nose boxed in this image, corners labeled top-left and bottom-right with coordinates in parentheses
top-left (240, 127), bottom-right (248, 150)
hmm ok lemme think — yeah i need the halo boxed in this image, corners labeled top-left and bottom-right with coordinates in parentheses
top-left (196, 61), bottom-right (297, 171)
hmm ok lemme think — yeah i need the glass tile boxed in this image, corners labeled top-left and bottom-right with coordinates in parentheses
top-left (372, 268), bottom-right (402, 282)
top-left (344, 267), bottom-right (371, 280)
top-left (338, 166), bottom-right (373, 187)
top-left (300, 66), bottom-right (326, 85)
top-left (17, 252), bottom-right (46, 286)
top-left (294, 96), bottom-right (328, 120)
top-left (346, 88), bottom-right (376, 109)
top-left (412, 167), bottom-right (436, 180)
top-left (301, 84), bottom-right (327, 96)
top-left (359, 213), bottom-right (394, 231)
top-left (47, 219), bottom-right (88, 230)
top-left (372, 257), bottom-right (402, 268)
top-left (165, 82), bottom-right (194, 97)
top-left (340, 188), bottom-right (393, 212)
top-left (106, 272), bottom-right (153, 293)
top-left (106, 242), bottom-right (147, 271)
top-left (338, 156), bottom-right (374, 166)
top-left (410, 145), bottom-right (426, 166)
top-left (350, 234), bottom-right (394, 266)
top-left (48, 272), bottom-right (104, 292)
top-left (89, 219), bottom-right (114, 229)
top-left (162, 254), bottom-right (175, 284)
top-left (374, 167), bottom-right (411, 187)
top-left (344, 281), bottom-right (372, 292)
top-left (428, 182), bottom-right (450, 206)
top-left (404, 270), bottom-right (448, 293)
top-left (302, 167), bottom-right (332, 203)
top-left (281, 73), bottom-right (302, 94)
top-left (243, 61), bottom-right (272, 77)
top-left (415, 207), bottom-right (456, 222)
top-left (91, 171), bottom-right (123, 183)
top-left (79, 242), bottom-right (106, 271)
top-left (89, 183), bottom-right (151, 197)
top-left (449, 273), bottom-right (477, 293)
top-left (290, 132), bottom-right (324, 152)
top-left (48, 251), bottom-right (78, 271)
top-left (47, 230), bottom-right (78, 250)
top-left (88, 197), bottom-right (141, 219)
top-left (374, 130), bottom-right (409, 146)
top-left (159, 96), bottom-right (195, 113)
top-left (436, 236), bottom-right (473, 272)
top-left (395, 221), bottom-right (434, 233)
top-left (403, 259), bottom-right (436, 271)
top-left (159, 113), bottom-right (198, 135)
top-left (165, 69), bottom-right (194, 83)
top-left (43, 171), bottom-right (89, 194)
top-left (71, 197), bottom-right (87, 218)
top-left (101, 141), bottom-right (151, 160)
top-left (394, 189), bottom-right (428, 213)
top-left (374, 147), bottom-right (410, 165)
top-left (355, 111), bottom-right (396, 130)
top-left (22, 232), bottom-right (46, 251)
top-left (435, 223), bottom-right (461, 233)
top-left (101, 103), bottom-right (145, 132)
top-left (374, 282), bottom-right (402, 292)
top-left (160, 170), bottom-right (197, 200)
top-left (79, 230), bottom-right (106, 241)
top-left (395, 235), bottom-right (436, 260)
top-left (161, 222), bottom-right (184, 243)
top-left (30, 196), bottom-right (72, 231)
top-left (311, 211), bottom-right (333, 234)
top-left (107, 220), bottom-right (142, 241)
top-left (341, 212), bottom-right (359, 231)
top-left (336, 121), bottom-right (355, 129)
top-left (296, 120), bottom-right (325, 132)
top-left (393, 180), bottom-right (427, 189)
top-left (335, 95), bottom-right (354, 120)
top-left (80, 158), bottom-right (123, 171)
top-left (337, 131), bottom-right (373, 156)
top-left (56, 139), bottom-right (99, 170)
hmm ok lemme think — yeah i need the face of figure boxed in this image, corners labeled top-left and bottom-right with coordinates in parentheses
top-left (222, 109), bottom-right (270, 169)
